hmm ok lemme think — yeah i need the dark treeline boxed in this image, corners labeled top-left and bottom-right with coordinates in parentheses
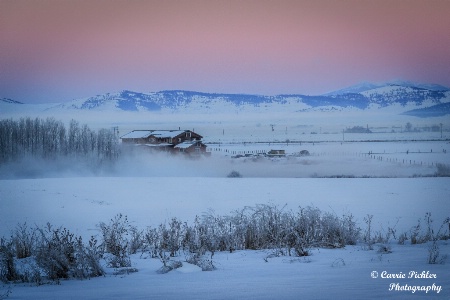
top-left (0, 117), bottom-right (119, 164)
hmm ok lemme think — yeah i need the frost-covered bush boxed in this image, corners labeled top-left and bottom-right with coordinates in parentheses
top-left (34, 224), bottom-right (104, 281)
top-left (340, 213), bottom-right (360, 245)
top-left (210, 205), bottom-right (357, 256)
top-left (363, 214), bottom-right (374, 250)
top-left (435, 163), bottom-right (450, 177)
top-left (398, 213), bottom-right (449, 264)
top-left (253, 204), bottom-right (286, 250)
top-left (155, 219), bottom-right (184, 270)
top-left (283, 226), bottom-right (309, 257)
top-left (156, 260), bottom-right (182, 274)
top-left (194, 257), bottom-right (216, 271)
top-left (143, 227), bottom-right (159, 258)
top-left (227, 170), bottom-right (242, 178)
top-left (427, 216), bottom-right (449, 264)
top-left (0, 239), bottom-right (18, 283)
top-left (160, 218), bottom-right (183, 257)
top-left (4, 207), bottom-right (448, 283)
top-left (427, 241), bottom-right (443, 264)
top-left (35, 224), bottom-right (76, 280)
top-left (410, 220), bottom-right (422, 245)
top-left (320, 212), bottom-right (345, 247)
top-left (11, 223), bottom-right (35, 259)
top-left (128, 226), bottom-right (144, 255)
top-left (99, 214), bottom-right (131, 268)
top-left (279, 206), bottom-right (360, 255)
top-left (293, 206), bottom-right (322, 250)
top-left (409, 213), bottom-right (447, 245)
top-left (15, 258), bottom-right (42, 285)
top-left (0, 205), bottom-right (362, 281)
top-left (73, 236), bottom-right (104, 279)
top-left (1, 223), bottom-right (104, 284)
top-left (377, 244), bottom-right (392, 254)
top-left (200, 210), bottom-right (235, 253)
top-left (178, 214), bottom-right (220, 271)
top-left (398, 232), bottom-right (408, 245)
top-left (191, 204), bottom-right (362, 257)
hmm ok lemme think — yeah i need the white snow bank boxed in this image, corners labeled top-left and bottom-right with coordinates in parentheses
top-left (4, 243), bottom-right (449, 299)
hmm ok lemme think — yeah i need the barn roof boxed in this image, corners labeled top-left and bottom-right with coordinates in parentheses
top-left (144, 143), bottom-right (172, 147)
top-left (174, 141), bottom-right (195, 149)
top-left (120, 130), bottom-right (153, 139)
top-left (174, 141), bottom-right (205, 149)
top-left (151, 130), bottom-right (185, 138)
top-left (121, 130), bottom-right (188, 139)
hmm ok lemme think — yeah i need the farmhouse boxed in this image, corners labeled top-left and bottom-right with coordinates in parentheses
top-left (120, 129), bottom-right (207, 155)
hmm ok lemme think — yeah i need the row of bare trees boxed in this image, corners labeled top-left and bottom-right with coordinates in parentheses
top-left (0, 117), bottom-right (118, 164)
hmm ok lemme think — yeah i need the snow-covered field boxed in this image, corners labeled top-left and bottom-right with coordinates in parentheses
top-left (1, 177), bottom-right (449, 299)
top-left (1, 177), bottom-right (449, 240)
top-left (5, 243), bottom-right (450, 299)
top-left (1, 110), bottom-right (449, 299)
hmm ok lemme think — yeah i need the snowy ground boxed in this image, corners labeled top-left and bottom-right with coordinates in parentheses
top-left (1, 177), bottom-right (449, 299)
top-left (1, 177), bottom-right (449, 240)
top-left (5, 243), bottom-right (450, 300)
top-left (1, 110), bottom-right (449, 299)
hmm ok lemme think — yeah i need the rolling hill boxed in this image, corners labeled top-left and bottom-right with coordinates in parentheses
top-left (1, 81), bottom-right (449, 117)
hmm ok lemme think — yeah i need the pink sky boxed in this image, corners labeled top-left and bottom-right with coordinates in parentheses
top-left (1, 0), bottom-right (450, 103)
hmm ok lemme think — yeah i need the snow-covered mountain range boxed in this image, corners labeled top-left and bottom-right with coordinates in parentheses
top-left (2, 81), bottom-right (450, 117)
top-left (324, 80), bottom-right (450, 95)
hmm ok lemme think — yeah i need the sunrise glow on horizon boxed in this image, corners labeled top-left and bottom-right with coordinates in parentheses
top-left (1, 0), bottom-right (450, 103)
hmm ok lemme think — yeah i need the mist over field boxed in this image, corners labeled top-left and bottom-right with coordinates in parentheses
top-left (1, 110), bottom-right (448, 180)
top-left (0, 140), bottom-right (447, 180)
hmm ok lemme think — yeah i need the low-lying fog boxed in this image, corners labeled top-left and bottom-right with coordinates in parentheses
top-left (1, 140), bottom-right (447, 179)
top-left (0, 110), bottom-right (448, 179)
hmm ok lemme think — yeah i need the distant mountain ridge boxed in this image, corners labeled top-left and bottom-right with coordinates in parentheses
top-left (1, 98), bottom-right (23, 105)
top-left (50, 90), bottom-right (380, 112)
top-left (325, 80), bottom-right (450, 96)
top-left (1, 81), bottom-right (450, 117)
top-left (402, 102), bottom-right (450, 118)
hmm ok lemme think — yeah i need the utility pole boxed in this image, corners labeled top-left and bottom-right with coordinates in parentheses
top-left (440, 123), bottom-right (443, 139)
top-left (112, 126), bottom-right (119, 137)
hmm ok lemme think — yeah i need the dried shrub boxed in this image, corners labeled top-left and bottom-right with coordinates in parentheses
top-left (227, 170), bottom-right (242, 178)
top-left (0, 239), bottom-right (18, 283)
top-left (35, 224), bottom-right (104, 281)
top-left (12, 223), bottom-right (35, 259)
top-left (99, 214), bottom-right (131, 268)
top-left (435, 163), bottom-right (450, 177)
